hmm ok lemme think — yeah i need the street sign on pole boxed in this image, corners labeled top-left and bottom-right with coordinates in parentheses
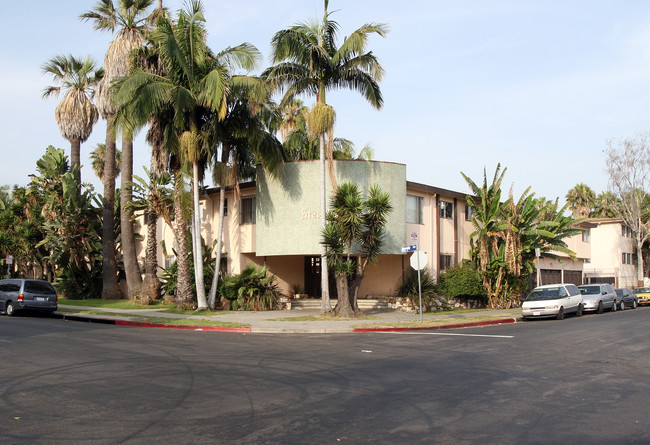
top-left (400, 245), bottom-right (417, 253)
top-left (410, 232), bottom-right (418, 243)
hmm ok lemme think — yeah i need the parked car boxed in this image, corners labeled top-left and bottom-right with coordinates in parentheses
top-left (633, 288), bottom-right (650, 306)
top-left (614, 288), bottom-right (638, 310)
top-left (0, 278), bottom-right (58, 316)
top-left (522, 283), bottom-right (583, 320)
top-left (578, 283), bottom-right (617, 313)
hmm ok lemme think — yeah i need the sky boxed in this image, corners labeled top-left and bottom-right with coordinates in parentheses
top-left (2, 0), bottom-right (650, 204)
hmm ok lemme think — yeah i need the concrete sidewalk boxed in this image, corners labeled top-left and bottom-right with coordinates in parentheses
top-left (56, 304), bottom-right (521, 334)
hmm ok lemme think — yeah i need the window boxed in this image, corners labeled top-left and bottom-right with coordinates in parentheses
top-left (465, 205), bottom-right (474, 221)
top-left (622, 225), bottom-right (633, 238)
top-left (406, 195), bottom-right (424, 224)
top-left (582, 229), bottom-right (590, 242)
top-left (241, 197), bottom-right (256, 224)
top-left (439, 201), bottom-right (453, 219)
top-left (223, 198), bottom-right (228, 216)
top-left (622, 252), bottom-right (633, 265)
top-left (440, 254), bottom-right (452, 271)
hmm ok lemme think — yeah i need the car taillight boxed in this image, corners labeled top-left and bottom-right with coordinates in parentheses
top-left (18, 294), bottom-right (24, 302)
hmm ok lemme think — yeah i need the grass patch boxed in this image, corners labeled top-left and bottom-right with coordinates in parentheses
top-left (57, 308), bottom-right (248, 327)
top-left (159, 308), bottom-right (230, 316)
top-left (268, 313), bottom-right (380, 322)
top-left (58, 298), bottom-right (173, 310)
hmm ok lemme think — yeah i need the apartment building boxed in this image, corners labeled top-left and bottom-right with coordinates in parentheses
top-left (140, 159), bottom-right (476, 298)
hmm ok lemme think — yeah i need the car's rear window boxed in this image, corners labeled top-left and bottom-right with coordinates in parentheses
top-left (24, 280), bottom-right (57, 295)
top-left (579, 285), bottom-right (600, 294)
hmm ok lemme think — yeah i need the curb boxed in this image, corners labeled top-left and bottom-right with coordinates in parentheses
top-left (55, 312), bottom-right (519, 334)
top-left (353, 317), bottom-right (518, 333)
top-left (57, 313), bottom-right (251, 332)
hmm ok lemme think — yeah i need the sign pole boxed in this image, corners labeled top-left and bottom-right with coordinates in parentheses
top-left (417, 242), bottom-right (423, 322)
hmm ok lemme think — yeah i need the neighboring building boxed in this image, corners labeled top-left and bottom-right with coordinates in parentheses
top-left (138, 160), bottom-right (476, 298)
top-left (535, 218), bottom-right (639, 288)
top-left (534, 220), bottom-right (595, 287)
top-left (582, 218), bottom-right (637, 288)
top-left (136, 160), bottom-right (642, 299)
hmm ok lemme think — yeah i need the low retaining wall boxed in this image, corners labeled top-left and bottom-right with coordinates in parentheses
top-left (388, 296), bottom-right (485, 313)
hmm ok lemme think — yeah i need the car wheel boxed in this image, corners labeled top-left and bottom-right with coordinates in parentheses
top-left (632, 300), bottom-right (638, 309)
top-left (5, 301), bottom-right (15, 317)
top-left (596, 301), bottom-right (604, 314)
top-left (556, 308), bottom-right (565, 320)
top-left (576, 304), bottom-right (583, 317)
top-left (611, 301), bottom-right (617, 312)
top-left (620, 301), bottom-right (625, 311)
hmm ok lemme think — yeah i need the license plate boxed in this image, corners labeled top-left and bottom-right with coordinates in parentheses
top-left (36, 297), bottom-right (46, 302)
top-left (533, 311), bottom-right (541, 316)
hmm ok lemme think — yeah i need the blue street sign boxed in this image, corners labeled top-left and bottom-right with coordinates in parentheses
top-left (400, 244), bottom-right (417, 253)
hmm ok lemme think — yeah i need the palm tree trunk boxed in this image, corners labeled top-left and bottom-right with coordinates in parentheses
top-left (141, 206), bottom-right (160, 300)
top-left (120, 132), bottom-right (142, 298)
top-left (173, 171), bottom-right (194, 309)
top-left (319, 132), bottom-right (331, 313)
top-left (208, 185), bottom-right (226, 309)
top-left (193, 161), bottom-right (207, 309)
top-left (70, 137), bottom-right (82, 184)
top-left (101, 123), bottom-right (122, 300)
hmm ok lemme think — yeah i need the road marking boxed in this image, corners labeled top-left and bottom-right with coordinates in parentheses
top-left (378, 332), bottom-right (514, 339)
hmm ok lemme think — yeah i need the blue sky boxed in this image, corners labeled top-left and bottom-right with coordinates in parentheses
top-left (2, 0), bottom-right (650, 203)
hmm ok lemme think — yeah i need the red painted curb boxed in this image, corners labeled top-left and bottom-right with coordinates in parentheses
top-left (353, 317), bottom-right (517, 333)
top-left (114, 320), bottom-right (251, 332)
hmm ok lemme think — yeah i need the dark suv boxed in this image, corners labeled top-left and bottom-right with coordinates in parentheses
top-left (0, 279), bottom-right (58, 316)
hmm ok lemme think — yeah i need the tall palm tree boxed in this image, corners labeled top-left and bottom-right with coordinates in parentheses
top-left (41, 54), bottom-right (103, 185)
top-left (566, 183), bottom-right (596, 218)
top-left (206, 93), bottom-right (284, 309)
top-left (264, 0), bottom-right (388, 312)
top-left (81, 0), bottom-right (154, 300)
top-left (90, 143), bottom-right (122, 181)
top-left (112, 0), bottom-right (262, 309)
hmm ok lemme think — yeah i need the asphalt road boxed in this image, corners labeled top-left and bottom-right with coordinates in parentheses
top-left (1, 307), bottom-right (649, 444)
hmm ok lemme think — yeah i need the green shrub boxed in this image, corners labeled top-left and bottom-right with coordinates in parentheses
top-left (435, 265), bottom-right (486, 303)
top-left (159, 242), bottom-right (215, 299)
top-left (218, 264), bottom-right (280, 311)
top-left (394, 268), bottom-right (438, 307)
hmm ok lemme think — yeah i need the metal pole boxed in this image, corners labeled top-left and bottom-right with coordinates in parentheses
top-left (417, 243), bottom-right (423, 322)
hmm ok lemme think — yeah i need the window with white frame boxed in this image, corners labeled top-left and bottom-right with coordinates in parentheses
top-left (439, 201), bottom-right (453, 219)
top-left (622, 252), bottom-right (633, 265)
top-left (406, 195), bottom-right (424, 224)
top-left (582, 229), bottom-right (590, 242)
top-left (241, 197), bottom-right (256, 224)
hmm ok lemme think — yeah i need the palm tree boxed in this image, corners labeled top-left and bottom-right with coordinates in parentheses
top-left (264, 0), bottom-right (388, 313)
top-left (112, 0), bottom-right (263, 309)
top-left (90, 143), bottom-right (122, 181)
top-left (206, 93), bottom-right (284, 309)
top-left (81, 0), bottom-right (154, 300)
top-left (565, 183), bottom-right (596, 218)
top-left (41, 54), bottom-right (103, 185)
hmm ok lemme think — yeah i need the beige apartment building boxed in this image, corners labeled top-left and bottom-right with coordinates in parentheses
top-left (141, 159), bottom-right (476, 299)
top-left (138, 160), bottom-right (644, 299)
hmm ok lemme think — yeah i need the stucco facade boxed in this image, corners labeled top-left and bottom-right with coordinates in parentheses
top-left (138, 160), bottom-right (478, 298)
top-left (135, 166), bottom-right (645, 299)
